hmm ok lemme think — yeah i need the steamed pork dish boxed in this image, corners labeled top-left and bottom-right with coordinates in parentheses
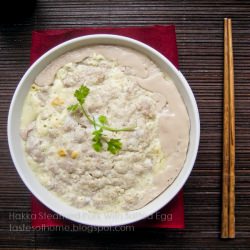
top-left (20, 45), bottom-right (190, 212)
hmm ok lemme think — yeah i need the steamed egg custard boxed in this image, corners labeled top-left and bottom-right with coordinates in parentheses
top-left (20, 45), bottom-right (190, 212)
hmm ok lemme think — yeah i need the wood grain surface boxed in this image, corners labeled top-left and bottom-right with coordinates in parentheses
top-left (0, 0), bottom-right (250, 249)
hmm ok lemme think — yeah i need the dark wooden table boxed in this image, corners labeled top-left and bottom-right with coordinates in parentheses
top-left (1, 0), bottom-right (250, 249)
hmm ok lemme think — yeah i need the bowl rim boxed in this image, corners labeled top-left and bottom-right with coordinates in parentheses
top-left (8, 34), bottom-right (200, 226)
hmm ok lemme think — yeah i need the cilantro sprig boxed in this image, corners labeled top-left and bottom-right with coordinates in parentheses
top-left (68, 85), bottom-right (135, 154)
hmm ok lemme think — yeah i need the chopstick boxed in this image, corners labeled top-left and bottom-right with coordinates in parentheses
top-left (228, 18), bottom-right (236, 239)
top-left (221, 18), bottom-right (235, 239)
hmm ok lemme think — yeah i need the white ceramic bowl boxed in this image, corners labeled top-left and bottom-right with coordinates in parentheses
top-left (8, 34), bottom-right (200, 226)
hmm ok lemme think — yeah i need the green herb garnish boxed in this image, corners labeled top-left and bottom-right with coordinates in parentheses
top-left (107, 139), bottom-right (122, 155)
top-left (68, 85), bottom-right (135, 154)
top-left (92, 128), bottom-right (103, 152)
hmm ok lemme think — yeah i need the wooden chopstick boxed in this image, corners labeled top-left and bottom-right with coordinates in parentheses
top-left (222, 18), bottom-right (230, 239)
top-left (221, 18), bottom-right (235, 239)
top-left (228, 18), bottom-right (236, 239)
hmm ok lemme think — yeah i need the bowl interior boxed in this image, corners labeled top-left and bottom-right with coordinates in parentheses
top-left (8, 34), bottom-right (200, 226)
